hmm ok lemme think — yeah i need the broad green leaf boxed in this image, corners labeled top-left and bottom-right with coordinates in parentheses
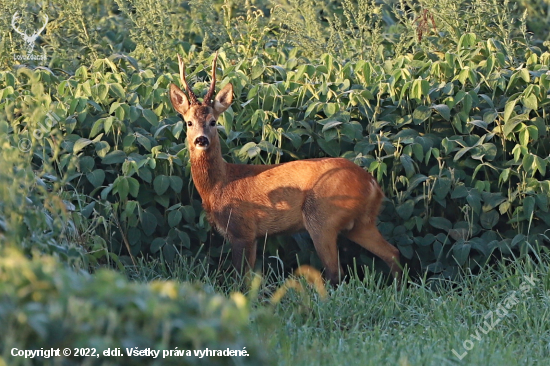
top-left (251, 63), bottom-right (265, 80)
top-left (127, 177), bottom-right (139, 198)
top-left (482, 192), bottom-right (506, 211)
top-left (412, 106), bottom-right (432, 124)
top-left (452, 242), bottom-right (471, 265)
top-left (178, 231), bottom-right (191, 248)
top-left (154, 175), bottom-right (170, 195)
top-left (323, 103), bottom-right (339, 117)
top-left (136, 134), bottom-right (151, 151)
top-left (129, 106), bottom-right (140, 122)
top-left (480, 210), bottom-right (499, 229)
top-left (181, 205), bottom-right (196, 223)
top-left (523, 93), bottom-right (538, 110)
top-left (399, 155), bottom-right (415, 178)
top-left (398, 243), bottom-right (414, 259)
top-left (90, 119), bottom-right (105, 138)
top-left (125, 201), bottom-right (137, 216)
top-left (172, 121), bottom-right (184, 139)
top-left (115, 176), bottom-right (129, 200)
top-left (397, 199), bottom-right (415, 220)
top-left (109, 83), bottom-right (125, 100)
top-left (304, 102), bottom-right (321, 118)
top-left (155, 195), bottom-right (170, 208)
top-left (535, 193), bottom-right (549, 212)
top-left (522, 153), bottom-right (535, 174)
top-left (150, 238), bottom-right (165, 253)
top-left (533, 155), bottom-right (547, 176)
top-left (321, 121), bottom-right (342, 132)
top-left (123, 135), bottom-right (136, 149)
top-left (141, 210), bottom-right (157, 236)
top-left (454, 146), bottom-right (472, 161)
top-left (406, 174), bottom-right (429, 193)
top-left (465, 189), bottom-right (481, 213)
top-left (519, 68), bottom-right (530, 82)
top-left (499, 201), bottom-right (511, 215)
top-left (81, 202), bottom-right (96, 218)
top-left (78, 156), bottom-right (95, 173)
top-left (412, 143), bottom-right (424, 161)
top-left (163, 243), bottom-right (177, 263)
top-left (95, 141), bottom-right (110, 158)
top-left (73, 138), bottom-right (93, 153)
top-left (317, 138), bottom-right (340, 157)
top-left (432, 104), bottom-right (450, 121)
top-left (168, 210), bottom-right (182, 227)
top-left (458, 33), bottom-right (476, 48)
top-left (143, 109), bottom-right (159, 126)
top-left (503, 114), bottom-right (529, 138)
top-left (429, 217), bottom-right (452, 231)
top-left (426, 262), bottom-right (444, 273)
top-left (503, 98), bottom-right (518, 123)
top-left (127, 227), bottom-right (140, 246)
top-left (86, 169), bottom-right (105, 188)
top-left (102, 150), bottom-right (126, 164)
top-left (523, 196), bottom-right (535, 219)
top-left (138, 167), bottom-right (152, 183)
top-left (240, 142), bottom-right (260, 159)
top-left (414, 234), bottom-right (436, 247)
top-left (100, 184), bottom-right (112, 200)
top-left (511, 234), bottom-right (526, 248)
top-left (169, 176), bottom-right (183, 193)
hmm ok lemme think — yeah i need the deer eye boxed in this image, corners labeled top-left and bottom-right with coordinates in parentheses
top-left (209, 120), bottom-right (216, 127)
top-left (187, 121), bottom-right (192, 127)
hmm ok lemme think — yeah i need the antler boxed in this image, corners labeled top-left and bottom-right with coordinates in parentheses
top-left (37, 14), bottom-right (48, 35)
top-left (11, 12), bottom-right (48, 37)
top-left (204, 51), bottom-right (218, 106)
top-left (11, 12), bottom-right (27, 37)
top-left (177, 54), bottom-right (199, 105)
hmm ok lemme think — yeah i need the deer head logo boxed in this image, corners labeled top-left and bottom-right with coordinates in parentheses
top-left (11, 12), bottom-right (48, 56)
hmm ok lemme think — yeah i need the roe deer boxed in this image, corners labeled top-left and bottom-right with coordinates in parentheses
top-left (169, 54), bottom-right (402, 285)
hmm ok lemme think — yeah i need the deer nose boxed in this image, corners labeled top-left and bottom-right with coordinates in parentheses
top-left (194, 136), bottom-right (210, 148)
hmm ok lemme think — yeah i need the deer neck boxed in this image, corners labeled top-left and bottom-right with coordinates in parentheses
top-left (189, 143), bottom-right (227, 203)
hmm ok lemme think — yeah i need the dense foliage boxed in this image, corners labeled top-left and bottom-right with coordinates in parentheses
top-left (1, 0), bottom-right (549, 280)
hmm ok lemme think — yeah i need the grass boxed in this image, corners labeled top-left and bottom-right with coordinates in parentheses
top-left (124, 250), bottom-right (550, 365)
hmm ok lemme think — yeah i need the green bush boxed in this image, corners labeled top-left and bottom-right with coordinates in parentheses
top-left (1, 0), bottom-right (549, 280)
top-left (0, 248), bottom-right (273, 366)
top-left (0, 120), bottom-right (89, 265)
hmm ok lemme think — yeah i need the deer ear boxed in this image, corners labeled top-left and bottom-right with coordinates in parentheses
top-left (169, 83), bottom-right (190, 116)
top-left (213, 83), bottom-right (233, 116)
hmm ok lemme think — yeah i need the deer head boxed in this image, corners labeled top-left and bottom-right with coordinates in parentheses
top-left (169, 54), bottom-right (233, 154)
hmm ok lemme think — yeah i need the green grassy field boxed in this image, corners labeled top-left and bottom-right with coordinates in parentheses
top-left (126, 250), bottom-right (550, 366)
top-left (1, 0), bottom-right (550, 365)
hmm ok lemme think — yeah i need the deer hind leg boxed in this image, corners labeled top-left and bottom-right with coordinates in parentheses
top-left (307, 229), bottom-right (342, 284)
top-left (302, 208), bottom-right (343, 284)
top-left (345, 222), bottom-right (402, 284)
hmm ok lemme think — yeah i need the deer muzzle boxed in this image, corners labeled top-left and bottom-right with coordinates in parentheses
top-left (194, 135), bottom-right (210, 149)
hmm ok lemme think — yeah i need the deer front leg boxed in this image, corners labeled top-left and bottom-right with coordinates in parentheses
top-left (231, 238), bottom-right (257, 277)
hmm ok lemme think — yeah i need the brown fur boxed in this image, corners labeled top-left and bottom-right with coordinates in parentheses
top-left (169, 58), bottom-right (402, 285)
